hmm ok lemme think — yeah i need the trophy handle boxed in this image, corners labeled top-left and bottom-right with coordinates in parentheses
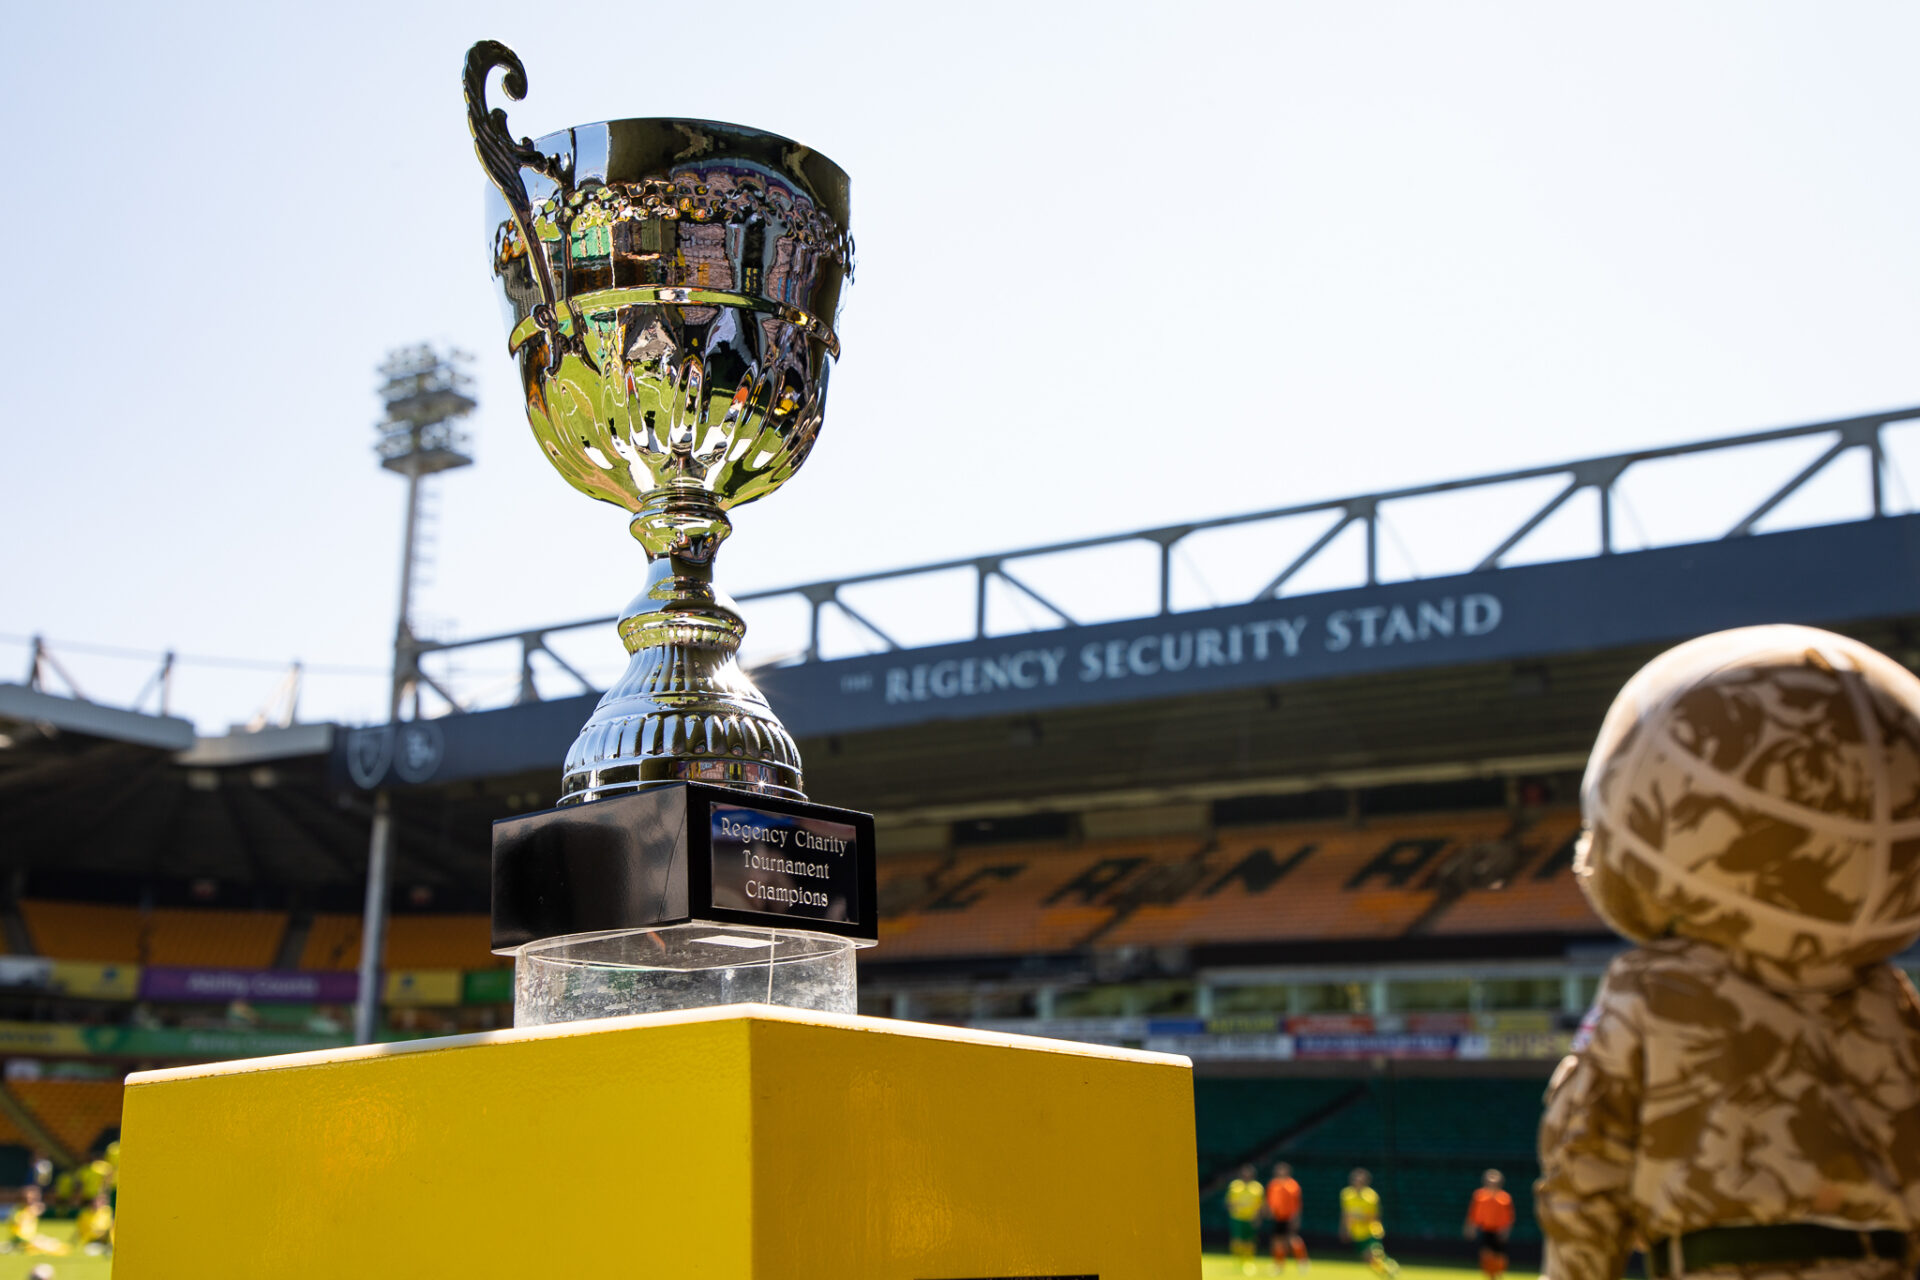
top-left (463, 41), bottom-right (588, 375)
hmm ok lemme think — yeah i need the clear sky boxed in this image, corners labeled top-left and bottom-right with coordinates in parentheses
top-left (5, 1), bottom-right (1919, 732)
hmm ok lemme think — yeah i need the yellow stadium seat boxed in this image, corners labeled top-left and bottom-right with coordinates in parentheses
top-left (21, 901), bottom-right (286, 968)
top-left (20, 901), bottom-right (144, 963)
top-left (9, 1080), bottom-right (124, 1158)
top-left (300, 913), bottom-right (362, 971)
top-left (144, 908), bottom-right (284, 968)
top-left (873, 807), bottom-right (1599, 958)
top-left (302, 913), bottom-right (506, 971)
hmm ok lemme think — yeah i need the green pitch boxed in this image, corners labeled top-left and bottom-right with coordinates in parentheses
top-left (1202, 1257), bottom-right (1529, 1280)
top-left (0, 1224), bottom-right (1519, 1279)
top-left (0, 1219), bottom-right (112, 1280)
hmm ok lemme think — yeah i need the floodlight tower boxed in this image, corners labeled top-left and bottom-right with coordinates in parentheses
top-left (354, 344), bottom-right (476, 1045)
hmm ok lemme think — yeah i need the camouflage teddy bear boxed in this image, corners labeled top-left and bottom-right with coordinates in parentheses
top-left (1538, 625), bottom-right (1920, 1280)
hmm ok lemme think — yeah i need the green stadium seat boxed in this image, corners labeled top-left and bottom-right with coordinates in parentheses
top-left (1197, 1076), bottom-right (1550, 1244)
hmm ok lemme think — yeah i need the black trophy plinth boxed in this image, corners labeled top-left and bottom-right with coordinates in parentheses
top-left (491, 782), bottom-right (879, 952)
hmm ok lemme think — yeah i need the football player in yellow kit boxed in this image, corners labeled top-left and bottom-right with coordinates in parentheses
top-left (1225, 1163), bottom-right (1265, 1271)
top-left (1341, 1168), bottom-right (1398, 1276)
top-left (75, 1192), bottom-right (114, 1255)
top-left (3, 1186), bottom-right (67, 1256)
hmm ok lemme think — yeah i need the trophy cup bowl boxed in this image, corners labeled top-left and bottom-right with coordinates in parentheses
top-left (466, 41), bottom-right (851, 807)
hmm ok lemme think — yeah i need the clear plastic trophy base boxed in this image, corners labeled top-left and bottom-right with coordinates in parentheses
top-left (512, 922), bottom-right (858, 1028)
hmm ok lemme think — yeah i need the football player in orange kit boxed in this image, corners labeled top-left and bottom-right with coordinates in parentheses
top-left (1267, 1162), bottom-right (1309, 1272)
top-left (1464, 1169), bottom-right (1515, 1279)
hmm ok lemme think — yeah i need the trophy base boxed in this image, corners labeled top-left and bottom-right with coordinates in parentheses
top-left (493, 782), bottom-right (877, 1024)
top-left (513, 922), bottom-right (857, 1026)
top-left (116, 1007), bottom-right (1199, 1278)
top-left (493, 782), bottom-right (878, 946)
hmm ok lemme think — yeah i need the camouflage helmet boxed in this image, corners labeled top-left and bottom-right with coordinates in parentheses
top-left (1578, 624), bottom-right (1920, 987)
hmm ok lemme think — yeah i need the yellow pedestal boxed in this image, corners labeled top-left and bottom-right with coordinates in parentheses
top-left (116, 1004), bottom-right (1198, 1278)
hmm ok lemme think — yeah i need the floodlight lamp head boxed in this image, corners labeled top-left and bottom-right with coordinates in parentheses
top-left (373, 343), bottom-right (478, 477)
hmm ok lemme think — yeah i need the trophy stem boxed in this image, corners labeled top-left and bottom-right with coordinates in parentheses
top-left (559, 515), bottom-right (805, 805)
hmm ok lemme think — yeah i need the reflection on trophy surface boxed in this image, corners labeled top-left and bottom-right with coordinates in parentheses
top-left (465, 40), bottom-right (851, 806)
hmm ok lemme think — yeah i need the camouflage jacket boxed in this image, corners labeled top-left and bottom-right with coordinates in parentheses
top-left (1537, 939), bottom-right (1920, 1280)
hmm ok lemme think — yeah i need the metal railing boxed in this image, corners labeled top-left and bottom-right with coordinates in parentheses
top-left (11, 636), bottom-right (316, 728)
top-left (402, 405), bottom-right (1920, 713)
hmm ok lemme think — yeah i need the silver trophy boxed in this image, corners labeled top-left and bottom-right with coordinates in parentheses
top-left (465, 40), bottom-right (850, 807)
top-left (466, 42), bottom-right (872, 1025)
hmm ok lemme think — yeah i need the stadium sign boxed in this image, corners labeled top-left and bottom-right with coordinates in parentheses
top-left (338, 514), bottom-right (1920, 787)
top-left (462, 968), bottom-right (514, 1004)
top-left (139, 965), bottom-right (360, 1004)
top-left (0, 958), bottom-right (52, 990)
top-left (0, 959), bottom-right (139, 1000)
top-left (384, 969), bottom-right (464, 1005)
top-left (51, 961), bottom-right (139, 1000)
top-left (762, 513), bottom-right (1920, 736)
top-left (863, 592), bottom-right (1501, 707)
top-left (1134, 1029), bottom-right (1580, 1062)
top-left (0, 1020), bottom-right (440, 1059)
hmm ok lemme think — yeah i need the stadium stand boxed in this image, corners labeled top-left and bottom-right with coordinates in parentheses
top-left (144, 908), bottom-right (283, 968)
top-left (6, 1080), bottom-right (121, 1160)
top-left (1194, 1077), bottom-right (1363, 1182)
top-left (875, 808), bottom-right (1593, 960)
top-left (301, 913), bottom-right (506, 971)
top-left (18, 901), bottom-right (144, 963)
top-left (0, 1077), bottom-right (121, 1188)
top-left (18, 901), bottom-right (286, 967)
top-left (386, 915), bottom-right (506, 970)
top-left (0, 1099), bottom-right (30, 1148)
top-left (299, 913), bottom-right (361, 970)
top-left (13, 412), bottom-right (1919, 1245)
